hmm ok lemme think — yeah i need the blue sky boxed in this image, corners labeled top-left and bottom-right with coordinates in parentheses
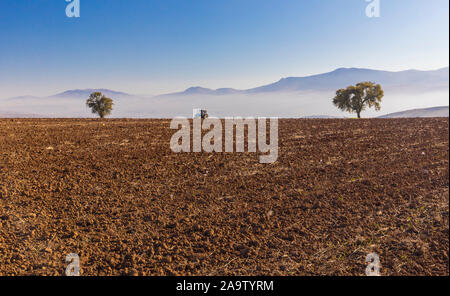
top-left (0, 0), bottom-right (448, 98)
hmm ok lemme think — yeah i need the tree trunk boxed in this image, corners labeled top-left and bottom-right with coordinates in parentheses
top-left (357, 111), bottom-right (361, 119)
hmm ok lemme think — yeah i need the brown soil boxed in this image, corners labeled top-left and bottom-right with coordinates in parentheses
top-left (0, 118), bottom-right (448, 276)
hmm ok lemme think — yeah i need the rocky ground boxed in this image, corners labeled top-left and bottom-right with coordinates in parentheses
top-left (0, 118), bottom-right (448, 276)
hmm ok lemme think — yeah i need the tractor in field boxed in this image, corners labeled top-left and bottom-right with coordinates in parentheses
top-left (193, 108), bottom-right (208, 119)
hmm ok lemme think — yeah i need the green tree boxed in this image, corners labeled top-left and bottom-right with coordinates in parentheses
top-left (333, 82), bottom-right (384, 118)
top-left (86, 92), bottom-right (114, 118)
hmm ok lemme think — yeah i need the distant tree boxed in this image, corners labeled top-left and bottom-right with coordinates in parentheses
top-left (333, 82), bottom-right (384, 118)
top-left (86, 92), bottom-right (114, 118)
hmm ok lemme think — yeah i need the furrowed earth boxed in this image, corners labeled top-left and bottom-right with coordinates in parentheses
top-left (0, 118), bottom-right (448, 276)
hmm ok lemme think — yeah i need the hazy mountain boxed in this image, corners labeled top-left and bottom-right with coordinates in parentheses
top-left (161, 67), bottom-right (449, 96)
top-left (5, 89), bottom-right (132, 101)
top-left (49, 89), bottom-right (132, 99)
top-left (378, 106), bottom-right (449, 118)
top-left (161, 86), bottom-right (241, 97)
top-left (247, 67), bottom-right (449, 93)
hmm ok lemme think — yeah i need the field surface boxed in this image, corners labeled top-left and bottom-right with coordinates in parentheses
top-left (0, 118), bottom-right (448, 276)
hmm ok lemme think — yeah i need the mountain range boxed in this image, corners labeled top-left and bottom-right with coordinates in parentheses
top-left (1, 67), bottom-right (448, 118)
top-left (161, 67), bottom-right (449, 96)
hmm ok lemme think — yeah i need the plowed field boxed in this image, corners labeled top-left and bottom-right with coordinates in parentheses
top-left (0, 118), bottom-right (448, 276)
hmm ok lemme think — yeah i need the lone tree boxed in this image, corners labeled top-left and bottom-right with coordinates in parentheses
top-left (333, 82), bottom-right (384, 118)
top-left (86, 92), bottom-right (114, 118)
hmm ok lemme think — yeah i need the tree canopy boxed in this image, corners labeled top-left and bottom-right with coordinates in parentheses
top-left (333, 82), bottom-right (384, 118)
top-left (86, 92), bottom-right (114, 119)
